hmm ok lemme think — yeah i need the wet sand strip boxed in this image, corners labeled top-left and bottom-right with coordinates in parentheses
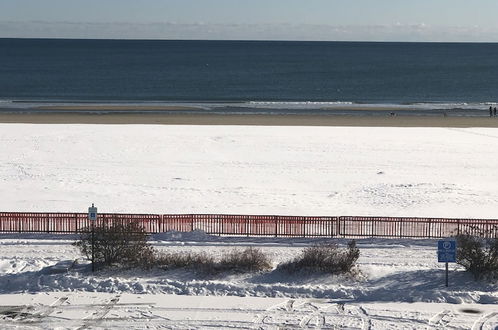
top-left (1, 112), bottom-right (498, 127)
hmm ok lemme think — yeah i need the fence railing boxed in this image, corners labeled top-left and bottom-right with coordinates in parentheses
top-left (1, 212), bottom-right (498, 238)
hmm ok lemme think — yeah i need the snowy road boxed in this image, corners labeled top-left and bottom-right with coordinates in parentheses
top-left (1, 292), bottom-right (498, 329)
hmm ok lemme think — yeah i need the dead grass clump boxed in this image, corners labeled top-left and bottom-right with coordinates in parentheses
top-left (155, 251), bottom-right (215, 273)
top-left (218, 247), bottom-right (272, 273)
top-left (154, 247), bottom-right (272, 274)
top-left (278, 240), bottom-right (360, 275)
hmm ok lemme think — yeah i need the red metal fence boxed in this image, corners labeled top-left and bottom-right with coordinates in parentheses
top-left (1, 212), bottom-right (498, 238)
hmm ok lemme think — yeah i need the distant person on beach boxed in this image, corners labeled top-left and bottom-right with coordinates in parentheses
top-left (494, 107), bottom-right (497, 116)
top-left (490, 106), bottom-right (493, 117)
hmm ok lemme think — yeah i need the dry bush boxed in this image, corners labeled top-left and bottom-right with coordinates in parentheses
top-left (74, 224), bottom-right (273, 274)
top-left (74, 221), bottom-right (155, 270)
top-left (155, 251), bottom-right (215, 273)
top-left (154, 247), bottom-right (272, 274)
top-left (218, 247), bottom-right (272, 273)
top-left (278, 240), bottom-right (360, 275)
top-left (456, 230), bottom-right (498, 280)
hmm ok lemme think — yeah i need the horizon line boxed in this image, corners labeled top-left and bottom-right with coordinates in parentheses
top-left (2, 37), bottom-right (498, 44)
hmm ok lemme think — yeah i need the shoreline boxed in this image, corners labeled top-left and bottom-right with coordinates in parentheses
top-left (1, 112), bottom-right (498, 127)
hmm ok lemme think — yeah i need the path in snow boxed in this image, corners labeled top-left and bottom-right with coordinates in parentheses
top-left (1, 292), bottom-right (497, 329)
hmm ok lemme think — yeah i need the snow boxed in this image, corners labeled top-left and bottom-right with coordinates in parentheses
top-left (1, 124), bottom-right (498, 217)
top-left (1, 235), bottom-right (498, 328)
top-left (2, 236), bottom-right (496, 303)
top-left (2, 123), bottom-right (498, 328)
top-left (2, 291), bottom-right (498, 329)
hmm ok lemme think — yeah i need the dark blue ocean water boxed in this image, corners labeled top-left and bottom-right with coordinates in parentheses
top-left (1, 38), bottom-right (498, 113)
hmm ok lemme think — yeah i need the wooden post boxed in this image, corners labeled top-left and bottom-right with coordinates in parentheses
top-left (445, 262), bottom-right (449, 287)
top-left (91, 220), bottom-right (95, 272)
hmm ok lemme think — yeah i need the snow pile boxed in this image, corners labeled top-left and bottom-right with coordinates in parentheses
top-left (152, 230), bottom-right (215, 242)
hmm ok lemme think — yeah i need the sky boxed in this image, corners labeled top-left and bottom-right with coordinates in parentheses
top-left (1, 0), bottom-right (498, 42)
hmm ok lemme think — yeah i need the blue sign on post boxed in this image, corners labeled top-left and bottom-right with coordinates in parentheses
top-left (88, 204), bottom-right (97, 221)
top-left (438, 238), bottom-right (456, 287)
top-left (438, 239), bottom-right (456, 263)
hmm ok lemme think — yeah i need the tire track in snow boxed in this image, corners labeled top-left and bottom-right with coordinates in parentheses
top-left (472, 311), bottom-right (498, 330)
top-left (358, 306), bottom-right (372, 330)
top-left (255, 300), bottom-right (371, 329)
top-left (0, 295), bottom-right (68, 322)
top-left (298, 302), bottom-right (325, 328)
top-left (429, 309), bottom-right (454, 328)
top-left (29, 296), bottom-right (69, 320)
top-left (77, 295), bottom-right (120, 330)
top-left (334, 303), bottom-right (371, 330)
top-left (253, 299), bottom-right (294, 326)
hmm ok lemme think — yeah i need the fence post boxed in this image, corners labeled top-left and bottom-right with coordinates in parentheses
top-left (46, 214), bottom-right (50, 233)
top-left (220, 215), bottom-right (223, 236)
top-left (274, 216), bottom-right (278, 237)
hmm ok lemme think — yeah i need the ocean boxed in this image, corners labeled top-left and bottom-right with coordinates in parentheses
top-left (1, 38), bottom-right (498, 116)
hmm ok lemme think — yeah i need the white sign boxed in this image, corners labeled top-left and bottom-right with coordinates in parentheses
top-left (88, 204), bottom-right (97, 221)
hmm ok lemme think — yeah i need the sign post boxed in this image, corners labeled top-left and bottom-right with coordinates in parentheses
top-left (88, 204), bottom-right (98, 272)
top-left (438, 238), bottom-right (456, 287)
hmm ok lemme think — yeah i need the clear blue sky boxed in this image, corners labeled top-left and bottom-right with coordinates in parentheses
top-left (2, 0), bottom-right (498, 41)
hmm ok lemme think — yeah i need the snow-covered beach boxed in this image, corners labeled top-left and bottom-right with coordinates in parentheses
top-left (1, 123), bottom-right (498, 218)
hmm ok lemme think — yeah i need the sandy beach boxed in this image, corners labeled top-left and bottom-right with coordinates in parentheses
top-left (1, 112), bottom-right (498, 127)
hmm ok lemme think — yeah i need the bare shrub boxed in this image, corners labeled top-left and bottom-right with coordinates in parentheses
top-left (74, 221), bottom-right (155, 270)
top-left (278, 240), bottom-right (360, 275)
top-left (456, 230), bottom-right (498, 280)
top-left (74, 224), bottom-right (272, 274)
top-left (218, 247), bottom-right (272, 273)
top-left (155, 251), bottom-right (215, 273)
top-left (154, 247), bottom-right (272, 274)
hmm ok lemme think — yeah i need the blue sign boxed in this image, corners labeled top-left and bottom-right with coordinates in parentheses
top-left (438, 239), bottom-right (456, 263)
top-left (88, 205), bottom-right (98, 221)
